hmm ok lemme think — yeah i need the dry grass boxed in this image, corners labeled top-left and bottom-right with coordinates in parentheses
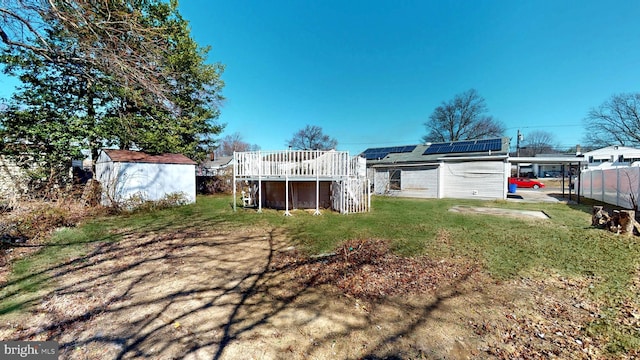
top-left (1, 195), bottom-right (638, 358)
top-left (0, 225), bottom-right (619, 359)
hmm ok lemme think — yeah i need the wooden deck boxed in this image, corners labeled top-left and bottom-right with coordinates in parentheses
top-left (234, 150), bottom-right (364, 180)
top-left (233, 150), bottom-right (369, 214)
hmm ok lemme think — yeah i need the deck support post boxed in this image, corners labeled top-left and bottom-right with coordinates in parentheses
top-left (367, 179), bottom-right (371, 212)
top-left (233, 152), bottom-right (237, 212)
top-left (314, 149), bottom-right (321, 215)
top-left (284, 175), bottom-right (291, 216)
top-left (257, 151), bottom-right (262, 213)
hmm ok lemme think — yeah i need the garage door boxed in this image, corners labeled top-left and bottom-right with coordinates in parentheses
top-left (400, 166), bottom-right (439, 198)
top-left (442, 161), bottom-right (505, 199)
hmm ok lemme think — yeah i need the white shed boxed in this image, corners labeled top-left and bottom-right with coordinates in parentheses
top-left (96, 149), bottom-right (197, 206)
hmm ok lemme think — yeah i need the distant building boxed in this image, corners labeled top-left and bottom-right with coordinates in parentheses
top-left (198, 155), bottom-right (233, 176)
top-left (583, 145), bottom-right (640, 167)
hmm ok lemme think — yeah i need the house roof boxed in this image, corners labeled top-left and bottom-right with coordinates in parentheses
top-left (361, 137), bottom-right (510, 165)
top-left (583, 145), bottom-right (640, 158)
top-left (201, 155), bottom-right (233, 168)
top-left (102, 149), bottom-right (197, 165)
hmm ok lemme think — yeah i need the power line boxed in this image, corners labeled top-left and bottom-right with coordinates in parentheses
top-left (505, 124), bottom-right (582, 130)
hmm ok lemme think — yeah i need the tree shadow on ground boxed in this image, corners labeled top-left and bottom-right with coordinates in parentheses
top-left (0, 219), bottom-right (482, 359)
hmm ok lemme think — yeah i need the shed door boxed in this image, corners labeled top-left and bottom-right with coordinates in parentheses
top-left (400, 166), bottom-right (439, 198)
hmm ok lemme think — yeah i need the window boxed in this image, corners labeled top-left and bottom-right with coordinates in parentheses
top-left (389, 169), bottom-right (401, 190)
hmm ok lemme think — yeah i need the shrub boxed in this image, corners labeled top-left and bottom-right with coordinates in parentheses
top-left (197, 175), bottom-right (232, 194)
top-left (110, 192), bottom-right (190, 213)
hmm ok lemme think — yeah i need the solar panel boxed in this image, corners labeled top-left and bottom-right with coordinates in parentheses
top-left (423, 138), bottom-right (504, 155)
top-left (362, 145), bottom-right (417, 160)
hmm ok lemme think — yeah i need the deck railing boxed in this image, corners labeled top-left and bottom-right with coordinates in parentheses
top-left (235, 150), bottom-right (363, 178)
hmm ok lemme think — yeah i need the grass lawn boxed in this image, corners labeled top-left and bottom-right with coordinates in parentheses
top-left (1, 194), bottom-right (639, 356)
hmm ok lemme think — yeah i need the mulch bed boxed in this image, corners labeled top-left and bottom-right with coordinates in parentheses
top-left (270, 238), bottom-right (477, 300)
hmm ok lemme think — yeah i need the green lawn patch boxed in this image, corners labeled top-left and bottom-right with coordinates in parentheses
top-left (1, 194), bottom-right (638, 354)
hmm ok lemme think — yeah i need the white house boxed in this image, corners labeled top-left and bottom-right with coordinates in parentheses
top-left (583, 145), bottom-right (640, 167)
top-left (362, 138), bottom-right (511, 200)
top-left (96, 149), bottom-right (197, 206)
top-left (198, 155), bottom-right (233, 176)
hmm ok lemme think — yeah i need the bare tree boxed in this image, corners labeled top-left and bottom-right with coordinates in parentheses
top-left (583, 93), bottom-right (640, 148)
top-left (287, 125), bottom-right (337, 150)
top-left (422, 89), bottom-right (505, 142)
top-left (0, 0), bottom-right (178, 106)
top-left (215, 132), bottom-right (260, 156)
top-left (520, 130), bottom-right (559, 156)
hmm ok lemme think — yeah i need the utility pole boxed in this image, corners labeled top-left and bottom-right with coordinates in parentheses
top-left (516, 130), bottom-right (523, 177)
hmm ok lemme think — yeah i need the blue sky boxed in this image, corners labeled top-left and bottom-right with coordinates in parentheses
top-left (177, 0), bottom-right (640, 155)
top-left (1, 1), bottom-right (638, 156)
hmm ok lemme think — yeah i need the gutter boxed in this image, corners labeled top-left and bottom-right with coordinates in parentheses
top-left (370, 155), bottom-right (509, 168)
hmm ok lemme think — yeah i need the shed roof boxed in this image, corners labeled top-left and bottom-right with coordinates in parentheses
top-left (102, 149), bottom-right (196, 165)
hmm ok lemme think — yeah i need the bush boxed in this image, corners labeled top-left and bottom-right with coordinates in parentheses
top-left (0, 200), bottom-right (95, 266)
top-left (197, 175), bottom-right (231, 194)
top-left (110, 192), bottom-right (190, 214)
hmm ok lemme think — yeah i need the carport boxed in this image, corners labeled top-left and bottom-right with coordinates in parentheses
top-left (509, 156), bottom-right (588, 203)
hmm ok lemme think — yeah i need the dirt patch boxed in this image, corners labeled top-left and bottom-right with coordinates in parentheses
top-left (271, 239), bottom-right (478, 299)
top-left (0, 226), bottom-right (612, 359)
top-left (449, 205), bottom-right (550, 220)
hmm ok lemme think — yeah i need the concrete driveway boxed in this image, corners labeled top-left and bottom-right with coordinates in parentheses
top-left (507, 187), bottom-right (578, 203)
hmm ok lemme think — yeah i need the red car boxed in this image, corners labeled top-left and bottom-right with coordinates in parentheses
top-left (509, 177), bottom-right (545, 189)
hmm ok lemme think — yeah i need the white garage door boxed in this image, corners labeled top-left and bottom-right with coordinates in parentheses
top-left (400, 166), bottom-right (439, 198)
top-left (442, 161), bottom-right (506, 199)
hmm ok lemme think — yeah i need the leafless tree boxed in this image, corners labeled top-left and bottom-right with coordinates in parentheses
top-left (583, 93), bottom-right (640, 148)
top-left (215, 132), bottom-right (260, 157)
top-left (422, 89), bottom-right (505, 142)
top-left (0, 0), bottom-right (173, 105)
top-left (520, 130), bottom-right (559, 156)
top-left (287, 125), bottom-right (337, 150)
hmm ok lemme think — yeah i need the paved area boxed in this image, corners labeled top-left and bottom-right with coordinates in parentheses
top-left (507, 187), bottom-right (578, 204)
